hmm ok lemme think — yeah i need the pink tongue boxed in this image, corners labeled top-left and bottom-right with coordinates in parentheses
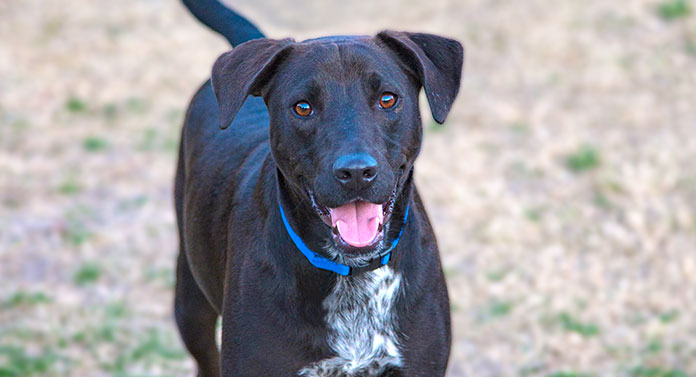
top-left (329, 201), bottom-right (384, 247)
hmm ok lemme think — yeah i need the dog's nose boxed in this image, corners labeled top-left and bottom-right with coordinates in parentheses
top-left (333, 153), bottom-right (378, 190)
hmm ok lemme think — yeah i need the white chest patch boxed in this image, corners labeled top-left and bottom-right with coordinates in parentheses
top-left (299, 267), bottom-right (403, 377)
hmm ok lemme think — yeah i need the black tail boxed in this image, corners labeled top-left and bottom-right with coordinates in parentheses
top-left (181, 0), bottom-right (265, 46)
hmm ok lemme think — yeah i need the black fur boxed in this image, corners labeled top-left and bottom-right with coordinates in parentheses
top-left (175, 1), bottom-right (463, 376)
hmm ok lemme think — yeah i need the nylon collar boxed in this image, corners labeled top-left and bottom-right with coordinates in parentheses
top-left (278, 202), bottom-right (410, 276)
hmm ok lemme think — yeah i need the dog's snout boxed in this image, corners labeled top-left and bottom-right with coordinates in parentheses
top-left (332, 153), bottom-right (378, 190)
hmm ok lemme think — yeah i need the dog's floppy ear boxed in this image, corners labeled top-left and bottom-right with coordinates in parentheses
top-left (376, 31), bottom-right (464, 124)
top-left (211, 38), bottom-right (294, 129)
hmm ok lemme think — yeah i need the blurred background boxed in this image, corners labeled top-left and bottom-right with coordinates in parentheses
top-left (1, 0), bottom-right (695, 376)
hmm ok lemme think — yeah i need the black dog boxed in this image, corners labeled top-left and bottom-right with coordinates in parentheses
top-left (174, 1), bottom-right (463, 376)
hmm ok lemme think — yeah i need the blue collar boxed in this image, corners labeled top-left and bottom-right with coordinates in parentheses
top-left (278, 203), bottom-right (410, 276)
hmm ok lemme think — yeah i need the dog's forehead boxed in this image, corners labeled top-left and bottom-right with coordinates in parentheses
top-left (300, 35), bottom-right (370, 44)
top-left (281, 36), bottom-right (402, 81)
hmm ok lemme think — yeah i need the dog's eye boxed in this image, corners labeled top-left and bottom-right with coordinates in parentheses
top-left (294, 101), bottom-right (313, 117)
top-left (379, 92), bottom-right (397, 109)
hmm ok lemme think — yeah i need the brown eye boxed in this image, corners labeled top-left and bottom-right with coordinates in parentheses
top-left (379, 92), bottom-right (397, 109)
top-left (294, 101), bottom-right (312, 116)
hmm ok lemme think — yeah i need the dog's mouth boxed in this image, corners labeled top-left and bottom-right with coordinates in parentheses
top-left (308, 187), bottom-right (398, 253)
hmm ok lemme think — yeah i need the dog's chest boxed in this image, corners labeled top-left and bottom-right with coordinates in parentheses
top-left (299, 267), bottom-right (403, 376)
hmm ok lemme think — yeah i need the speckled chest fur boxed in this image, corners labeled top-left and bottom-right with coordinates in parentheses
top-left (299, 267), bottom-right (403, 376)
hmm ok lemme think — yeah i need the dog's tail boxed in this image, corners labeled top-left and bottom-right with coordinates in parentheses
top-left (181, 0), bottom-right (265, 46)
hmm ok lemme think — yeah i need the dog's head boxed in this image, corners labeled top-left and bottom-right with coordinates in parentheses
top-left (211, 31), bottom-right (463, 259)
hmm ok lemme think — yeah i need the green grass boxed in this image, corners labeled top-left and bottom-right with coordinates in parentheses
top-left (630, 366), bottom-right (687, 377)
top-left (0, 346), bottom-right (58, 377)
top-left (485, 268), bottom-right (510, 282)
top-left (58, 178), bottom-right (81, 195)
top-left (165, 108), bottom-right (183, 123)
top-left (83, 136), bottom-right (109, 152)
top-left (143, 266), bottom-right (175, 289)
top-left (138, 128), bottom-right (158, 150)
top-left (72, 322), bottom-right (118, 344)
top-left (65, 97), bottom-right (87, 113)
top-left (565, 145), bottom-right (601, 173)
top-left (102, 328), bottom-right (186, 374)
top-left (657, 0), bottom-right (691, 20)
top-left (73, 262), bottom-right (101, 286)
top-left (548, 372), bottom-right (594, 377)
top-left (442, 266), bottom-right (459, 278)
top-left (509, 121), bottom-right (530, 134)
top-left (117, 195), bottom-right (148, 212)
top-left (645, 338), bottom-right (663, 354)
top-left (137, 128), bottom-right (178, 153)
top-left (558, 312), bottom-right (600, 337)
top-left (1, 291), bottom-right (50, 309)
top-left (10, 118), bottom-right (29, 132)
top-left (427, 119), bottom-right (446, 133)
top-left (130, 329), bottom-right (186, 361)
top-left (685, 37), bottom-right (696, 56)
top-left (479, 299), bottom-right (514, 322)
top-left (488, 300), bottom-right (513, 317)
top-left (659, 310), bottom-right (679, 324)
top-left (592, 190), bottom-right (612, 209)
top-left (105, 301), bottom-right (129, 319)
top-left (525, 207), bottom-right (543, 222)
top-left (63, 215), bottom-right (92, 246)
top-left (103, 103), bottom-right (119, 121)
top-left (125, 97), bottom-right (150, 114)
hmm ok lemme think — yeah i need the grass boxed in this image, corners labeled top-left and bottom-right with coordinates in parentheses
top-left (487, 300), bottom-right (513, 317)
top-left (142, 266), bottom-right (175, 289)
top-left (685, 36), bottom-right (696, 56)
top-left (103, 328), bottom-right (186, 374)
top-left (65, 97), bottom-right (87, 113)
top-left (137, 127), bottom-right (178, 153)
top-left (130, 328), bottom-right (186, 361)
top-left (103, 103), bottom-right (119, 121)
top-left (73, 262), bottom-right (101, 285)
top-left (485, 268), bottom-right (510, 282)
top-left (645, 338), bottom-right (663, 354)
top-left (565, 145), bottom-right (601, 173)
top-left (548, 372), bottom-right (594, 377)
top-left (72, 302), bottom-right (129, 347)
top-left (58, 178), bottom-right (81, 195)
top-left (82, 136), bottom-right (109, 152)
top-left (659, 310), bottom-right (679, 324)
top-left (105, 301), bottom-right (129, 319)
top-left (558, 312), bottom-right (600, 337)
top-left (593, 190), bottom-right (612, 209)
top-left (1, 291), bottom-right (50, 309)
top-left (138, 127), bottom-right (159, 150)
top-left (125, 97), bottom-right (150, 114)
top-left (72, 322), bottom-right (118, 344)
top-left (63, 211), bottom-right (92, 246)
top-left (657, 0), bottom-right (691, 20)
top-left (427, 119), bottom-right (446, 133)
top-left (165, 108), bottom-right (183, 123)
top-left (0, 346), bottom-right (58, 377)
top-left (117, 195), bottom-right (148, 212)
top-left (525, 207), bottom-right (543, 222)
top-left (629, 366), bottom-right (688, 377)
top-left (479, 299), bottom-right (514, 322)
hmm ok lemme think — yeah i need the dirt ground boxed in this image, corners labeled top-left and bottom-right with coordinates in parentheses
top-left (1, 0), bottom-right (695, 376)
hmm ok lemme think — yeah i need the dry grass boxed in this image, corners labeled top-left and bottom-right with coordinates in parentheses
top-left (1, 0), bottom-right (695, 376)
